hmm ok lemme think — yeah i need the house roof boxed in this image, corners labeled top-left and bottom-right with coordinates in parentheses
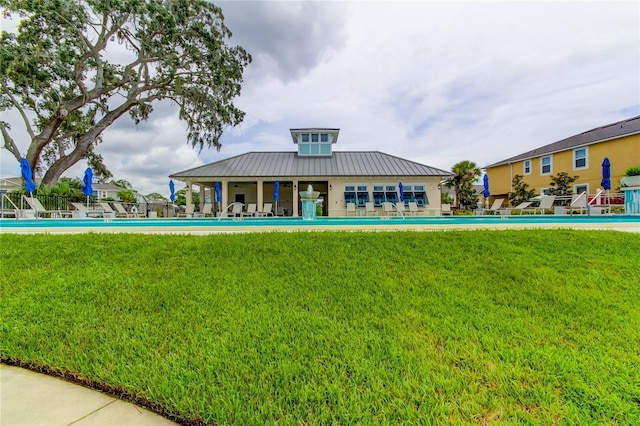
top-left (485, 115), bottom-right (640, 168)
top-left (170, 151), bottom-right (453, 179)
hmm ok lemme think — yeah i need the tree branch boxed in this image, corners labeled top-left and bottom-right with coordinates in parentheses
top-left (1, 122), bottom-right (21, 161)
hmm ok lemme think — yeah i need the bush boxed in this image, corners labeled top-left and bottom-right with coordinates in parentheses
top-left (624, 166), bottom-right (640, 176)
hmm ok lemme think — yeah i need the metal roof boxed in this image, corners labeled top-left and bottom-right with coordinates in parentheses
top-left (485, 115), bottom-right (640, 168)
top-left (170, 151), bottom-right (453, 179)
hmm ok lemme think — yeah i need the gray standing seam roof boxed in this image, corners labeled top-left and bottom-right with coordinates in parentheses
top-left (485, 115), bottom-right (640, 168)
top-left (170, 151), bottom-right (453, 179)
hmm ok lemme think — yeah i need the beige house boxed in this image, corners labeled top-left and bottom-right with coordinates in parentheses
top-left (170, 128), bottom-right (453, 217)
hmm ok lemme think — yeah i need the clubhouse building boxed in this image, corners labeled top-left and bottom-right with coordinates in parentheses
top-left (170, 128), bottom-right (453, 217)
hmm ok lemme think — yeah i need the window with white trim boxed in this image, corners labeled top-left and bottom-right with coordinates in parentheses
top-left (298, 132), bottom-right (331, 156)
top-left (575, 184), bottom-right (588, 194)
top-left (541, 156), bottom-right (552, 175)
top-left (523, 159), bottom-right (531, 175)
top-left (574, 147), bottom-right (588, 170)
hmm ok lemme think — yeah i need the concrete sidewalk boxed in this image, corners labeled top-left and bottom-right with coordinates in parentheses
top-left (1, 364), bottom-right (176, 425)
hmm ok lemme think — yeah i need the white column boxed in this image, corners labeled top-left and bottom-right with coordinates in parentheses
top-left (257, 180), bottom-right (264, 211)
top-left (293, 180), bottom-right (299, 217)
top-left (222, 181), bottom-right (229, 214)
top-left (186, 183), bottom-right (193, 210)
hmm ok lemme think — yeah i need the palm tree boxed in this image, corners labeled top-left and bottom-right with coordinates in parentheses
top-left (444, 160), bottom-right (481, 210)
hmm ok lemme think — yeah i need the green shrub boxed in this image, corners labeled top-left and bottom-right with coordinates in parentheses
top-left (624, 166), bottom-right (640, 176)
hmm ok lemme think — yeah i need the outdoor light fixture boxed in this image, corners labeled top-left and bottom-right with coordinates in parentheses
top-left (293, 184), bottom-right (297, 190)
top-left (329, 184), bottom-right (332, 190)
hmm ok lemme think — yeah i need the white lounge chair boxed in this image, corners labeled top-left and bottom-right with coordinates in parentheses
top-left (244, 203), bottom-right (257, 217)
top-left (71, 202), bottom-right (103, 218)
top-left (570, 193), bottom-right (588, 215)
top-left (441, 204), bottom-right (452, 216)
top-left (22, 196), bottom-right (72, 218)
top-left (99, 202), bottom-right (119, 219)
top-left (483, 198), bottom-right (504, 215)
top-left (408, 201), bottom-right (422, 216)
top-left (113, 202), bottom-right (137, 218)
top-left (176, 204), bottom-right (194, 218)
top-left (511, 201), bottom-right (533, 215)
top-left (365, 202), bottom-right (377, 216)
top-left (258, 203), bottom-right (273, 217)
top-left (346, 202), bottom-right (357, 216)
top-left (195, 203), bottom-right (214, 218)
top-left (395, 202), bottom-right (406, 216)
top-left (382, 202), bottom-right (395, 216)
top-left (231, 202), bottom-right (244, 218)
top-left (533, 195), bottom-right (556, 215)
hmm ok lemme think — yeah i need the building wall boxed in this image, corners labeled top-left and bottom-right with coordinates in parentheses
top-left (487, 134), bottom-right (640, 204)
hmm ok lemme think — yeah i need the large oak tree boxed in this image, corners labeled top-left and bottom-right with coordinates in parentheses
top-left (1, 0), bottom-right (251, 183)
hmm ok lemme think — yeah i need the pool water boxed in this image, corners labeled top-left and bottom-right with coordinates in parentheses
top-left (1, 215), bottom-right (639, 230)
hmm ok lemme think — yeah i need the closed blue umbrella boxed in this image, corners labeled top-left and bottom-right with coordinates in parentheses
top-left (82, 167), bottom-right (93, 208)
top-left (274, 180), bottom-right (280, 216)
top-left (601, 157), bottom-right (611, 190)
top-left (214, 181), bottom-right (221, 212)
top-left (169, 180), bottom-right (176, 202)
top-left (398, 182), bottom-right (404, 202)
top-left (20, 158), bottom-right (36, 196)
top-left (483, 174), bottom-right (490, 208)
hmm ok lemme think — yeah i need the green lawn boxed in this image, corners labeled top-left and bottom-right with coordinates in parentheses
top-left (1, 230), bottom-right (639, 425)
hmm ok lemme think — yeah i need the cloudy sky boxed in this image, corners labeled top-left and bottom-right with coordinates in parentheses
top-left (1, 0), bottom-right (638, 197)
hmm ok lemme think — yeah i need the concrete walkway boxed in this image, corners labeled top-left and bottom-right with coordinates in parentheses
top-left (1, 364), bottom-right (176, 425)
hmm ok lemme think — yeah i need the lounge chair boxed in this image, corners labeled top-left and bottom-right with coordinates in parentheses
top-left (441, 204), bottom-right (452, 216)
top-left (71, 202), bottom-right (103, 218)
top-left (243, 203), bottom-right (257, 217)
top-left (258, 203), bottom-right (273, 217)
top-left (231, 202), bottom-right (244, 218)
top-left (511, 201), bottom-right (533, 214)
top-left (382, 202), bottom-right (395, 216)
top-left (365, 202), bottom-right (377, 216)
top-left (22, 196), bottom-right (72, 219)
top-left (346, 202), bottom-right (357, 216)
top-left (483, 198), bottom-right (504, 215)
top-left (395, 202), bottom-right (406, 216)
top-left (176, 204), bottom-right (194, 218)
top-left (113, 202), bottom-right (136, 218)
top-left (533, 195), bottom-right (556, 215)
top-left (195, 203), bottom-right (214, 218)
top-left (99, 202), bottom-right (119, 219)
top-left (408, 201), bottom-right (422, 216)
top-left (570, 193), bottom-right (588, 215)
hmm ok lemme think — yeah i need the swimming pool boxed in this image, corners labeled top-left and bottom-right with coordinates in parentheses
top-left (2, 215), bottom-right (639, 233)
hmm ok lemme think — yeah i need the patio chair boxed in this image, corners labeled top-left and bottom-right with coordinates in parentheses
top-left (533, 195), bottom-right (556, 215)
top-left (113, 202), bottom-right (137, 218)
top-left (510, 201), bottom-right (533, 215)
top-left (244, 203), bottom-right (257, 217)
top-left (408, 201), bottom-right (422, 216)
top-left (176, 204), bottom-right (195, 218)
top-left (346, 202), bottom-right (357, 216)
top-left (382, 202), bottom-right (395, 216)
top-left (441, 204), bottom-right (453, 216)
top-left (395, 202), bottom-right (407, 216)
top-left (71, 202), bottom-right (104, 218)
top-left (570, 193), bottom-right (588, 215)
top-left (483, 198), bottom-right (504, 215)
top-left (22, 195), bottom-right (72, 219)
top-left (231, 202), bottom-right (244, 218)
top-left (258, 203), bottom-right (273, 217)
top-left (195, 203), bottom-right (214, 218)
top-left (365, 202), bottom-right (377, 216)
top-left (98, 202), bottom-right (119, 219)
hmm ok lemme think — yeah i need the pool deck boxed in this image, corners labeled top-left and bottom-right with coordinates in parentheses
top-left (1, 216), bottom-right (639, 234)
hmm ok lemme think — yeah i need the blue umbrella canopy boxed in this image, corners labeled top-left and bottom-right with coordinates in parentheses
top-left (82, 167), bottom-right (93, 197)
top-left (483, 174), bottom-right (490, 198)
top-left (601, 157), bottom-right (611, 190)
top-left (215, 182), bottom-right (221, 203)
top-left (20, 158), bottom-right (36, 194)
top-left (273, 181), bottom-right (280, 202)
top-left (398, 182), bottom-right (404, 202)
top-left (169, 180), bottom-right (176, 202)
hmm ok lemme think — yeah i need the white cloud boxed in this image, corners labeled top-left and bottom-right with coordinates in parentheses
top-left (2, 0), bottom-right (638, 198)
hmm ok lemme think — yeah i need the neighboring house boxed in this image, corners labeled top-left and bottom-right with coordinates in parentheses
top-left (484, 116), bottom-right (640, 203)
top-left (93, 183), bottom-right (123, 200)
top-left (170, 128), bottom-right (453, 217)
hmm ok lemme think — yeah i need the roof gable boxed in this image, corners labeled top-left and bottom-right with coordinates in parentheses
top-left (170, 151), bottom-right (453, 179)
top-left (486, 115), bottom-right (640, 168)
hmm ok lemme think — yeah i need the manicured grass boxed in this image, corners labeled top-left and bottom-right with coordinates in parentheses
top-left (1, 230), bottom-right (639, 425)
